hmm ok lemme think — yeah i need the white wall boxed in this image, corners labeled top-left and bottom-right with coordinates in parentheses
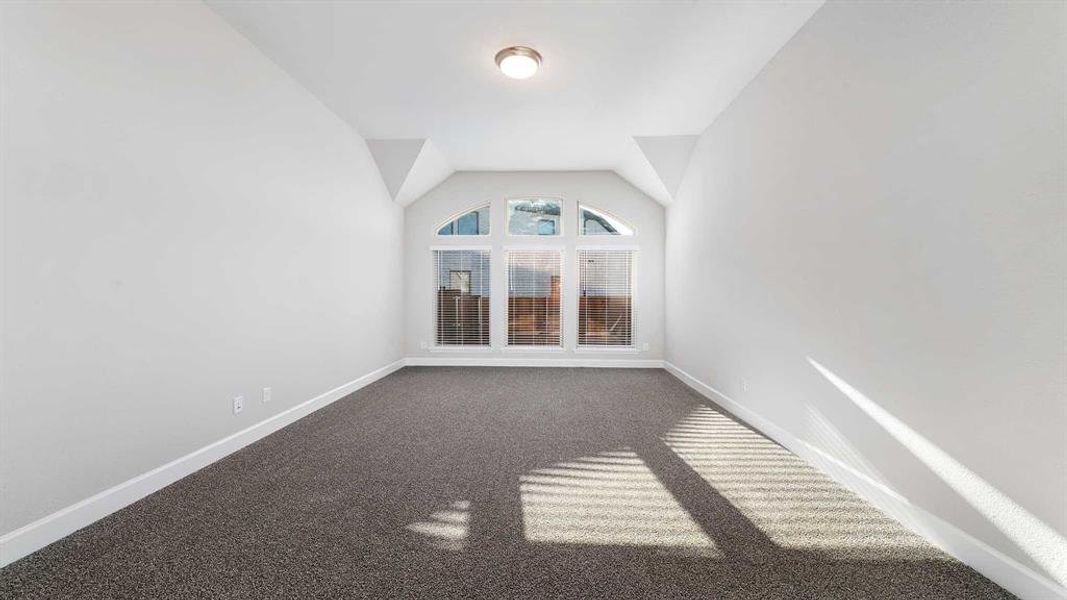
top-left (0, 1), bottom-right (403, 537)
top-left (666, 0), bottom-right (1066, 594)
top-left (404, 171), bottom-right (664, 363)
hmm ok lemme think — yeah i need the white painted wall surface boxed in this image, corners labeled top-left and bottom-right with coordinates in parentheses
top-left (404, 171), bottom-right (664, 362)
top-left (665, 0), bottom-right (1066, 593)
top-left (0, 2), bottom-right (403, 535)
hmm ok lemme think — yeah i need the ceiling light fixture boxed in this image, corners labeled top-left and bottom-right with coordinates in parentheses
top-left (495, 46), bottom-right (542, 80)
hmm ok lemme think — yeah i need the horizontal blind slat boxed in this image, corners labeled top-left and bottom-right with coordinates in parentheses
top-left (434, 249), bottom-right (491, 346)
top-left (578, 250), bottom-right (634, 347)
top-left (507, 250), bottom-right (562, 347)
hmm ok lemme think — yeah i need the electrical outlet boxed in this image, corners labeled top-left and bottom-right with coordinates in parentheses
top-left (739, 378), bottom-right (749, 394)
top-left (419, 340), bottom-right (429, 350)
top-left (262, 387), bottom-right (271, 403)
top-left (641, 342), bottom-right (650, 351)
top-left (233, 396), bottom-right (244, 415)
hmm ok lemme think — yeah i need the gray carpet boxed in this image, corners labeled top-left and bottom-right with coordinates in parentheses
top-left (0, 367), bottom-right (1014, 599)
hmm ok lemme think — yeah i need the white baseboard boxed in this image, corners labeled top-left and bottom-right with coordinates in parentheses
top-left (0, 358), bottom-right (406, 568)
top-left (8, 358), bottom-right (1056, 599)
top-left (663, 361), bottom-right (1066, 600)
top-left (404, 356), bottom-right (664, 368)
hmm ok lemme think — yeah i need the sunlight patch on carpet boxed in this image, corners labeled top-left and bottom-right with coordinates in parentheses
top-left (663, 405), bottom-right (938, 559)
top-left (519, 448), bottom-right (720, 556)
top-left (405, 500), bottom-right (470, 551)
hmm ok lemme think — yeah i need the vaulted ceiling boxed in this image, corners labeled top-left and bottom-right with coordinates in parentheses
top-left (207, 1), bottom-right (823, 205)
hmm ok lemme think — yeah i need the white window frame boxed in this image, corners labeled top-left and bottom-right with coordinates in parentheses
top-left (574, 245), bottom-right (638, 353)
top-left (430, 245), bottom-right (493, 351)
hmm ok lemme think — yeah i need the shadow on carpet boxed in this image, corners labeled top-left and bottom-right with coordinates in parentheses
top-left (0, 367), bottom-right (1016, 599)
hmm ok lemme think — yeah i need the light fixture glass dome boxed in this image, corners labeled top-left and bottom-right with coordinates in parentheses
top-left (495, 46), bottom-right (542, 80)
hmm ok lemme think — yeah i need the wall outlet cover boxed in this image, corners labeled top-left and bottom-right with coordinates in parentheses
top-left (262, 387), bottom-right (271, 403)
top-left (233, 396), bottom-right (244, 415)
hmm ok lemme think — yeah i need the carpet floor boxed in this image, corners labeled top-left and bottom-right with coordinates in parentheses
top-left (0, 367), bottom-right (1014, 599)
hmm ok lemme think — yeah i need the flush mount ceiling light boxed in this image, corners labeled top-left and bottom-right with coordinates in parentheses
top-left (495, 46), bottom-right (542, 80)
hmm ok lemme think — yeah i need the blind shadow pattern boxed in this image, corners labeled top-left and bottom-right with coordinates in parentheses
top-left (0, 368), bottom-right (1017, 600)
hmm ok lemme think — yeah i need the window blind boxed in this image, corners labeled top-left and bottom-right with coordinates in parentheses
top-left (434, 249), bottom-right (490, 346)
top-left (578, 249), bottom-right (634, 347)
top-left (507, 250), bottom-right (562, 346)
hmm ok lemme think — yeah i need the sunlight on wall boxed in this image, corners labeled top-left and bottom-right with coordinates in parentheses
top-left (809, 358), bottom-right (1067, 586)
top-left (805, 404), bottom-right (888, 487)
top-left (405, 500), bottom-right (470, 551)
top-left (519, 448), bottom-right (719, 555)
top-left (663, 405), bottom-right (938, 559)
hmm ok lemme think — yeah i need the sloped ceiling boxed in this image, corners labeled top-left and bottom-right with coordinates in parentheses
top-left (632, 136), bottom-right (700, 199)
top-left (366, 139), bottom-right (452, 206)
top-left (207, 1), bottom-right (823, 205)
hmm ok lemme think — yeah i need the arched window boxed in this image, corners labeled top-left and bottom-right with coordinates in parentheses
top-left (436, 204), bottom-right (490, 236)
top-left (578, 204), bottom-right (634, 236)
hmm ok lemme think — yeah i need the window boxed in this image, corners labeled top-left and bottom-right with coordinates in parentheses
top-left (437, 205), bottom-right (489, 236)
top-left (579, 204), bottom-right (634, 236)
top-left (508, 198), bottom-right (561, 236)
top-left (578, 250), bottom-right (634, 347)
top-left (449, 270), bottom-right (470, 294)
top-left (433, 249), bottom-right (490, 346)
top-left (507, 250), bottom-right (562, 346)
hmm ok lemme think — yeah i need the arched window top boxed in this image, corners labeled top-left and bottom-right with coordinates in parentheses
top-left (579, 204), bottom-right (634, 236)
top-left (436, 204), bottom-right (490, 236)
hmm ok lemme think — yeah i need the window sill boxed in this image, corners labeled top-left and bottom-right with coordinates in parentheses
top-left (429, 345), bottom-right (493, 353)
top-left (501, 346), bottom-right (566, 353)
top-left (573, 346), bottom-right (639, 354)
